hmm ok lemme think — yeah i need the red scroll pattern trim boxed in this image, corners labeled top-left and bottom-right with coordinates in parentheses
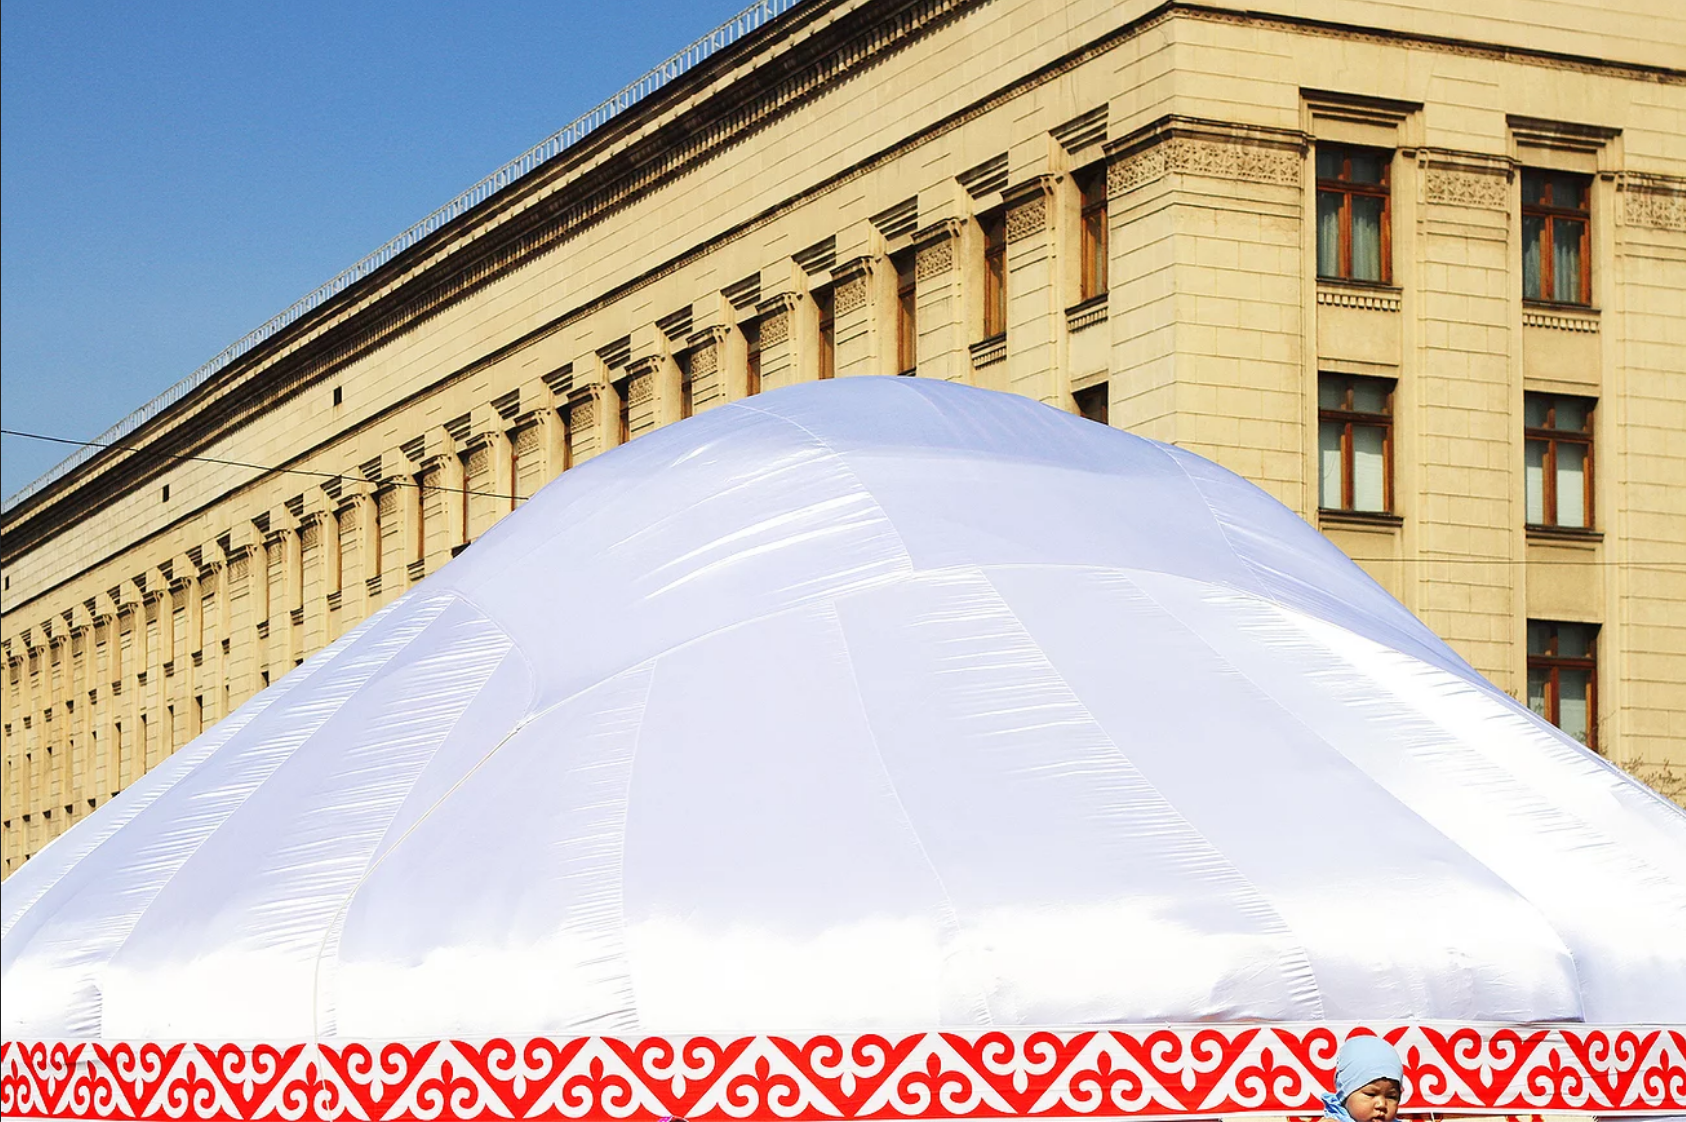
top-left (3, 1026), bottom-right (1683, 1120)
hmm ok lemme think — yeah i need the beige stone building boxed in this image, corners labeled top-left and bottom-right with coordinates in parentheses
top-left (3, 0), bottom-right (1684, 875)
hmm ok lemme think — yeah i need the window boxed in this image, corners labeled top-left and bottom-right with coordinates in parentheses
top-left (815, 287), bottom-right (835, 380)
top-left (616, 378), bottom-right (631, 444)
top-left (1078, 165), bottom-right (1108, 301)
top-left (743, 319), bottom-right (762, 396)
top-left (894, 251), bottom-right (917, 375)
top-left (1316, 146), bottom-right (1391, 284)
top-left (981, 210), bottom-right (1007, 339)
top-left (1525, 393), bottom-right (1594, 530)
top-left (677, 351), bottom-right (694, 418)
top-left (1528, 620), bottom-right (1597, 749)
top-left (1074, 383), bottom-right (1108, 425)
top-left (1523, 170), bottom-right (1590, 305)
top-left (1318, 374), bottom-right (1393, 514)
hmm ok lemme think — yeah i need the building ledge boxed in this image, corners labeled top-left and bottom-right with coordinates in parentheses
top-left (1527, 525), bottom-right (1603, 546)
top-left (970, 333), bottom-right (1007, 368)
top-left (1319, 508), bottom-right (1403, 531)
top-left (1066, 294), bottom-right (1108, 333)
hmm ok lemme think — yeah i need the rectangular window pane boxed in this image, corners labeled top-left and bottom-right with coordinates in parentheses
top-left (1352, 425), bottom-right (1386, 512)
top-left (1319, 420), bottom-right (1344, 509)
top-left (1524, 394), bottom-right (1550, 429)
top-left (1348, 152), bottom-right (1385, 185)
top-left (1526, 620), bottom-right (1551, 656)
top-left (1557, 623), bottom-right (1595, 659)
top-left (1317, 191), bottom-right (1342, 278)
top-left (1549, 172), bottom-right (1587, 211)
top-left (1552, 217), bottom-right (1583, 303)
top-left (1525, 439), bottom-right (1546, 524)
top-left (1554, 397), bottom-right (1589, 432)
top-left (1527, 667), bottom-right (1549, 718)
top-left (1318, 377), bottom-right (1346, 410)
top-left (1522, 170), bottom-right (1547, 208)
top-left (1557, 668), bottom-right (1591, 744)
top-left (1316, 148), bottom-right (1342, 181)
top-left (1555, 442), bottom-right (1587, 527)
top-left (1351, 380), bottom-right (1389, 414)
top-left (1351, 195), bottom-right (1384, 282)
top-left (1522, 215), bottom-right (1545, 301)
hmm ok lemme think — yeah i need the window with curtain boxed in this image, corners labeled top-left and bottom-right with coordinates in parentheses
top-left (1316, 146), bottom-right (1391, 284)
top-left (981, 209), bottom-right (1007, 339)
top-left (1318, 373), bottom-right (1394, 514)
top-left (1527, 620), bottom-right (1597, 749)
top-left (1522, 170), bottom-right (1590, 305)
top-left (1524, 393), bottom-right (1594, 530)
top-left (1078, 164), bottom-right (1108, 301)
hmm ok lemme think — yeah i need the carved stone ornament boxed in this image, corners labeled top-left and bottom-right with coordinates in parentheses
top-left (627, 372), bottom-right (654, 407)
top-left (572, 397), bottom-right (596, 431)
top-left (1425, 168), bottom-right (1510, 210)
top-left (916, 238), bottom-right (954, 281)
top-left (760, 308), bottom-right (791, 347)
top-left (1006, 195), bottom-right (1047, 242)
top-left (1109, 136), bottom-right (1301, 195)
top-left (690, 342), bottom-right (719, 377)
top-left (1625, 178), bottom-right (1686, 232)
top-left (835, 274), bottom-right (870, 315)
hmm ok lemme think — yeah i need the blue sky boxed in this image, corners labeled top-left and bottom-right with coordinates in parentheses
top-left (1, 0), bottom-right (758, 500)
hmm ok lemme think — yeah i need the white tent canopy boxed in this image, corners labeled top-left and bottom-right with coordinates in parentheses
top-left (3, 378), bottom-right (1684, 1118)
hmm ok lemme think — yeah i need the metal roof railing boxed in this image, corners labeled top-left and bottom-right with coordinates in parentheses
top-left (3, 0), bottom-right (802, 514)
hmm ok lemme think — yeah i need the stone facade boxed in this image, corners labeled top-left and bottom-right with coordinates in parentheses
top-left (4, 0), bottom-right (1684, 873)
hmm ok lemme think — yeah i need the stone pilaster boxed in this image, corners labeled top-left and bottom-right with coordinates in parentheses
top-left (912, 219), bottom-right (970, 383)
top-left (754, 292), bottom-right (806, 391)
top-left (832, 255), bottom-right (887, 378)
top-left (567, 378), bottom-right (619, 464)
top-left (685, 326), bottom-right (734, 412)
top-left (1002, 174), bottom-right (1064, 404)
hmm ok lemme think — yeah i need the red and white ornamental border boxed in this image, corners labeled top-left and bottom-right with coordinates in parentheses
top-left (4, 1025), bottom-right (1683, 1121)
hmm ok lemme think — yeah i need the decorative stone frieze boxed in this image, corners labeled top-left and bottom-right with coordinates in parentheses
top-left (1003, 176), bottom-right (1057, 243)
top-left (1107, 118), bottom-right (1304, 196)
top-left (912, 220), bottom-right (963, 282)
top-left (1317, 285), bottom-right (1403, 313)
top-left (1425, 168), bottom-right (1510, 210)
top-left (832, 256), bottom-right (875, 315)
top-left (1624, 175), bottom-right (1686, 232)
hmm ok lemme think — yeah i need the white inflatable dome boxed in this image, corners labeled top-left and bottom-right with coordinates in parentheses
top-left (5, 377), bottom-right (1685, 1047)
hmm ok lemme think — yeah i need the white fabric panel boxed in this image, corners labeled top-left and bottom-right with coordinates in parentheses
top-left (4, 376), bottom-right (1683, 1042)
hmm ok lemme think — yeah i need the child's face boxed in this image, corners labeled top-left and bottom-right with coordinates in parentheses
top-left (1343, 1078), bottom-right (1401, 1122)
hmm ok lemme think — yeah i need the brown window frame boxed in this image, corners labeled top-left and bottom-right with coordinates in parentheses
top-left (615, 376), bottom-right (631, 445)
top-left (1316, 145), bottom-right (1393, 285)
top-left (1318, 373), bottom-right (1395, 514)
top-left (1527, 620), bottom-right (1598, 752)
top-left (1522, 170), bottom-right (1591, 307)
top-left (981, 210), bottom-right (1007, 340)
top-left (1078, 165), bottom-right (1108, 302)
top-left (815, 286), bottom-right (835, 380)
top-left (894, 251), bottom-right (917, 375)
top-left (1524, 393), bottom-right (1595, 531)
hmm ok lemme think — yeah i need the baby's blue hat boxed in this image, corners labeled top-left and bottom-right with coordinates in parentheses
top-left (1334, 1035), bottom-right (1404, 1102)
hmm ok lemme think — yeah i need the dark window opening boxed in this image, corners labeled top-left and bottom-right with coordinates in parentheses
top-left (1074, 383), bottom-right (1109, 425)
